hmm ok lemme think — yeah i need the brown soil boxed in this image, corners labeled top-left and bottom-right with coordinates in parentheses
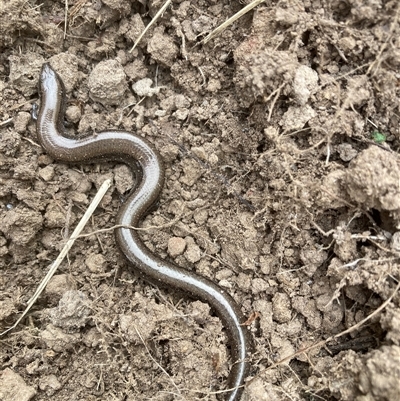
top-left (1, 1), bottom-right (400, 400)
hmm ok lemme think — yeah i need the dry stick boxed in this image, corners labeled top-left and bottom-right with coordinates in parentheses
top-left (129, 0), bottom-right (171, 53)
top-left (64, 0), bottom-right (68, 39)
top-left (0, 179), bottom-right (112, 337)
top-left (0, 118), bottom-right (13, 127)
top-left (249, 280), bottom-right (400, 383)
top-left (202, 0), bottom-right (266, 44)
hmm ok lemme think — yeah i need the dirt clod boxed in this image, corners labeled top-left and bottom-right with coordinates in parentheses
top-left (0, 368), bottom-right (36, 401)
top-left (345, 146), bottom-right (400, 224)
top-left (88, 59), bottom-right (127, 105)
top-left (48, 290), bottom-right (92, 332)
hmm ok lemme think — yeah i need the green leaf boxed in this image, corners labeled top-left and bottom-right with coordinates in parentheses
top-left (371, 131), bottom-right (386, 143)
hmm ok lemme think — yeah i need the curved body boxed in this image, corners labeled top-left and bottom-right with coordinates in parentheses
top-left (37, 63), bottom-right (253, 400)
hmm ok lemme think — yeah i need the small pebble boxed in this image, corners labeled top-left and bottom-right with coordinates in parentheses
top-left (168, 237), bottom-right (186, 257)
top-left (38, 165), bottom-right (55, 182)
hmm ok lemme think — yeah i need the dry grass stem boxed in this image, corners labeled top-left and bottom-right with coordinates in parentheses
top-left (0, 179), bottom-right (112, 337)
top-left (202, 0), bottom-right (266, 44)
top-left (129, 0), bottom-right (171, 53)
top-left (64, 0), bottom-right (68, 39)
top-left (250, 280), bottom-right (400, 382)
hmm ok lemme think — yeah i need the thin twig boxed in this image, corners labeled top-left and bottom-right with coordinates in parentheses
top-left (64, 0), bottom-right (68, 39)
top-left (202, 0), bottom-right (266, 44)
top-left (129, 0), bottom-right (171, 53)
top-left (0, 118), bottom-right (13, 127)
